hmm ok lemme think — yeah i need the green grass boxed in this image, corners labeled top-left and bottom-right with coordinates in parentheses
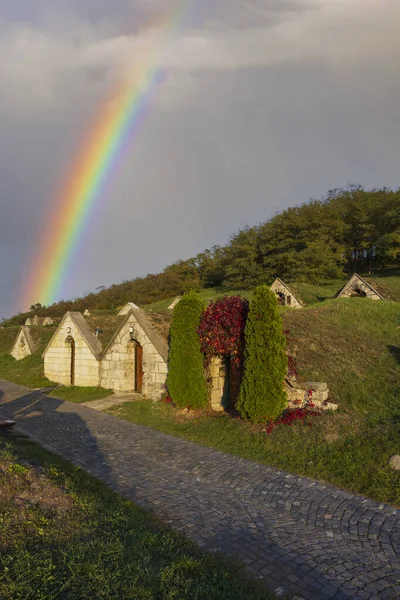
top-left (0, 326), bottom-right (20, 353)
top-left (49, 386), bottom-right (114, 403)
top-left (109, 299), bottom-right (400, 506)
top-left (0, 433), bottom-right (274, 600)
top-left (0, 354), bottom-right (51, 388)
top-left (289, 279), bottom-right (347, 306)
top-left (143, 288), bottom-right (254, 312)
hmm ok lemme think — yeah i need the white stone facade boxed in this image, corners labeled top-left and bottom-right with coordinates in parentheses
top-left (43, 314), bottom-right (100, 387)
top-left (11, 327), bottom-right (34, 361)
top-left (100, 313), bottom-right (168, 398)
top-left (270, 279), bottom-right (303, 308)
top-left (337, 274), bottom-right (383, 300)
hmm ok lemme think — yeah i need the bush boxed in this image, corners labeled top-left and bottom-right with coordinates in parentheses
top-left (197, 296), bottom-right (249, 368)
top-left (166, 291), bottom-right (208, 409)
top-left (237, 285), bottom-right (287, 423)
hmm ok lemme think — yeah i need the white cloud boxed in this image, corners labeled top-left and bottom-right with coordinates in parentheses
top-left (0, 0), bottom-right (398, 113)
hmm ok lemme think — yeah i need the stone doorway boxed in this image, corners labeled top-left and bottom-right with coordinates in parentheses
top-left (210, 356), bottom-right (242, 412)
top-left (66, 336), bottom-right (75, 385)
top-left (134, 343), bottom-right (143, 394)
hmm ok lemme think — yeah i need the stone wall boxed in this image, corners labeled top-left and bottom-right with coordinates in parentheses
top-left (209, 358), bottom-right (337, 412)
top-left (11, 329), bottom-right (32, 361)
top-left (284, 378), bottom-right (337, 411)
top-left (43, 315), bottom-right (100, 387)
top-left (209, 356), bottom-right (229, 412)
top-left (100, 314), bottom-right (167, 398)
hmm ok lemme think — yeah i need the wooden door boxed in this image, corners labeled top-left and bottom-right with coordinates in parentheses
top-left (70, 338), bottom-right (75, 386)
top-left (135, 344), bottom-right (143, 393)
top-left (228, 358), bottom-right (242, 410)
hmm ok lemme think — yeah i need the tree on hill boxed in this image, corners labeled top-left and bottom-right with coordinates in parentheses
top-left (166, 291), bottom-right (208, 409)
top-left (237, 285), bottom-right (287, 423)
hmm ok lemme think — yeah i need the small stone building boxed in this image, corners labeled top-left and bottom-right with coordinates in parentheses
top-left (168, 297), bottom-right (181, 311)
top-left (42, 312), bottom-right (102, 387)
top-left (32, 315), bottom-right (45, 326)
top-left (100, 310), bottom-right (168, 396)
top-left (11, 327), bottom-right (36, 360)
top-left (336, 274), bottom-right (384, 300)
top-left (117, 302), bottom-right (140, 315)
top-left (42, 309), bottom-right (168, 398)
top-left (83, 309), bottom-right (91, 316)
top-left (43, 317), bottom-right (54, 326)
top-left (25, 318), bottom-right (33, 326)
top-left (270, 278), bottom-right (303, 308)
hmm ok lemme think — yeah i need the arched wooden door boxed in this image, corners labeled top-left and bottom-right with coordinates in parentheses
top-left (66, 336), bottom-right (75, 385)
top-left (135, 343), bottom-right (143, 393)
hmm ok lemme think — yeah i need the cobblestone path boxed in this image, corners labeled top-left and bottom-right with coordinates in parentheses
top-left (1, 380), bottom-right (399, 600)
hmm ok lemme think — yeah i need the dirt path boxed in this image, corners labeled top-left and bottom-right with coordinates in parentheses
top-left (1, 379), bottom-right (399, 600)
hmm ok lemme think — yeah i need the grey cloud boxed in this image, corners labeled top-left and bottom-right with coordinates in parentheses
top-left (0, 0), bottom-right (399, 316)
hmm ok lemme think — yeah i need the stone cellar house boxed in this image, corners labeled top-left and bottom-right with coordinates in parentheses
top-left (32, 315), bottom-right (46, 326)
top-left (42, 309), bottom-right (169, 398)
top-left (11, 326), bottom-right (36, 360)
top-left (168, 296), bottom-right (182, 311)
top-left (336, 273), bottom-right (384, 300)
top-left (270, 278), bottom-right (303, 308)
top-left (25, 315), bottom-right (54, 326)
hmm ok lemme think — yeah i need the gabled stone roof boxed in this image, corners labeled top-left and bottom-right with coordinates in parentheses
top-left (42, 312), bottom-right (103, 359)
top-left (12, 326), bottom-right (36, 354)
top-left (32, 315), bottom-right (45, 326)
top-left (102, 309), bottom-right (169, 363)
top-left (117, 302), bottom-right (140, 315)
top-left (270, 278), bottom-right (304, 306)
top-left (336, 273), bottom-right (385, 300)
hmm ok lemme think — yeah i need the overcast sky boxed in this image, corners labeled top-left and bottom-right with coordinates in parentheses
top-left (0, 0), bottom-right (399, 318)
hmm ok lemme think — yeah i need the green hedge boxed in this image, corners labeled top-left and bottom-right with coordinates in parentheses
top-left (166, 291), bottom-right (208, 409)
top-left (237, 285), bottom-right (287, 423)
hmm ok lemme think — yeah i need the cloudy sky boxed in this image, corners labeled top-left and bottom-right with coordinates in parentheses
top-left (0, 0), bottom-right (399, 318)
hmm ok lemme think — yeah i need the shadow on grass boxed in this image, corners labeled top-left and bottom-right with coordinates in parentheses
top-left (0, 381), bottom-right (395, 600)
top-left (0, 383), bottom-right (115, 489)
top-left (388, 345), bottom-right (400, 364)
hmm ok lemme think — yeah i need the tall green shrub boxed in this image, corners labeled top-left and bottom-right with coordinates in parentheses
top-left (237, 285), bottom-right (287, 423)
top-left (166, 291), bottom-right (208, 409)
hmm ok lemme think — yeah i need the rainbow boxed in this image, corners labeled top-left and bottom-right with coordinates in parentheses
top-left (21, 1), bottom-right (192, 310)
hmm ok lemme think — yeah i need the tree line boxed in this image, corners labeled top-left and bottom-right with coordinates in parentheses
top-left (4, 185), bottom-right (400, 323)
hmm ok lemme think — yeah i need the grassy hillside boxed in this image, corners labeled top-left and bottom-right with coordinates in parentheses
top-left (111, 298), bottom-right (400, 505)
top-left (144, 288), bottom-right (255, 312)
top-left (0, 326), bottom-right (57, 388)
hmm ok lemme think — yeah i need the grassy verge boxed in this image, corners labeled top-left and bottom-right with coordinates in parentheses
top-left (49, 386), bottom-right (114, 404)
top-left (109, 300), bottom-right (400, 506)
top-left (0, 432), bottom-right (274, 600)
top-left (0, 354), bottom-right (51, 388)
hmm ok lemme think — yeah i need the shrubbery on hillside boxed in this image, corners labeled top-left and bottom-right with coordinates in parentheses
top-left (3, 185), bottom-right (400, 324)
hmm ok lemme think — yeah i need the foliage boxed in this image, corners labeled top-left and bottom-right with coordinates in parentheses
top-left (197, 296), bottom-right (249, 367)
top-left (166, 291), bottom-right (208, 409)
top-left (4, 185), bottom-right (399, 325)
top-left (0, 436), bottom-right (273, 600)
top-left (0, 353), bottom-right (51, 388)
top-left (265, 398), bottom-right (322, 435)
top-left (110, 297), bottom-right (400, 504)
top-left (237, 286), bottom-right (288, 423)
